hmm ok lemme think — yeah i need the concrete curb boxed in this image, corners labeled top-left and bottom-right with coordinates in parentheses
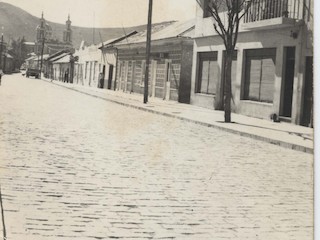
top-left (44, 80), bottom-right (313, 154)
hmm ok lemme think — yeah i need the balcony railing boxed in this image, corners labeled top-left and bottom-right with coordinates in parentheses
top-left (244, 0), bottom-right (303, 23)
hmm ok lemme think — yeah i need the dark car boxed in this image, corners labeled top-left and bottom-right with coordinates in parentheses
top-left (26, 68), bottom-right (41, 78)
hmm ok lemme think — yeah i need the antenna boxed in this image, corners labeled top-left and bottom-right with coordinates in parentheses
top-left (93, 12), bottom-right (95, 44)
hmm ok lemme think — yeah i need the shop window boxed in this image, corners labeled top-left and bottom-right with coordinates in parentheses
top-left (196, 52), bottom-right (218, 95)
top-left (243, 48), bottom-right (276, 103)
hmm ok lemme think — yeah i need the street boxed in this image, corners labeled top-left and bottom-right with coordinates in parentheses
top-left (0, 74), bottom-right (313, 240)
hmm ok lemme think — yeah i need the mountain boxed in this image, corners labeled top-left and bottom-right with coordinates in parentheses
top-left (0, 2), bottom-right (171, 48)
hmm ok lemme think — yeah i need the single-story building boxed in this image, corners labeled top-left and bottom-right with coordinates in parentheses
top-left (73, 41), bottom-right (103, 87)
top-left (109, 20), bottom-right (195, 103)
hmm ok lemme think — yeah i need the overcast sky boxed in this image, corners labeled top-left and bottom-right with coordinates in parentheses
top-left (1, 0), bottom-right (196, 28)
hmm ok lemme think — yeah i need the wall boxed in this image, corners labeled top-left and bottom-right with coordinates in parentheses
top-left (101, 48), bottom-right (117, 90)
top-left (116, 40), bottom-right (193, 103)
top-left (191, 24), bottom-right (311, 121)
top-left (75, 44), bottom-right (103, 87)
top-left (179, 43), bottom-right (193, 103)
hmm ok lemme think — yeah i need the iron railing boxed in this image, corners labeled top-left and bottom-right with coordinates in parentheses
top-left (244, 0), bottom-right (303, 23)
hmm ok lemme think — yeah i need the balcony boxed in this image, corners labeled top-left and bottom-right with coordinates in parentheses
top-left (243, 0), bottom-right (303, 30)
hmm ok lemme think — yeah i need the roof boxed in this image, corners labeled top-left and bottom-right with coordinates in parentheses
top-left (4, 53), bottom-right (13, 58)
top-left (25, 55), bottom-right (39, 61)
top-left (23, 42), bottom-right (36, 46)
top-left (151, 19), bottom-right (195, 40)
top-left (53, 54), bottom-right (71, 63)
top-left (99, 31), bottom-right (138, 49)
top-left (114, 19), bottom-right (195, 46)
top-left (46, 50), bottom-right (70, 61)
top-left (50, 52), bottom-right (69, 62)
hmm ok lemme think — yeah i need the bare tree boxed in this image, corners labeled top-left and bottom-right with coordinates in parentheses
top-left (205, 0), bottom-right (252, 122)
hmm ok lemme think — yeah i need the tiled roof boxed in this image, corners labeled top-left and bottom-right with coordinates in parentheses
top-left (99, 31), bottom-right (138, 49)
top-left (114, 19), bottom-right (195, 46)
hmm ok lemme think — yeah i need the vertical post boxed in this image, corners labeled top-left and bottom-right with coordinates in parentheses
top-left (144, 0), bottom-right (153, 104)
top-left (40, 36), bottom-right (45, 78)
top-left (0, 187), bottom-right (7, 240)
top-left (0, 34), bottom-right (3, 70)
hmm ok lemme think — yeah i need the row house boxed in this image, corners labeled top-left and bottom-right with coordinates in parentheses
top-left (52, 54), bottom-right (74, 82)
top-left (107, 20), bottom-right (195, 103)
top-left (73, 42), bottom-right (104, 87)
top-left (25, 54), bottom-right (40, 69)
top-left (43, 50), bottom-right (70, 79)
top-left (192, 0), bottom-right (313, 127)
top-left (99, 31), bottom-right (138, 90)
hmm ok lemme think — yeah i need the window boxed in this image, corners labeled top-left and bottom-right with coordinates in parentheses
top-left (244, 48), bottom-right (276, 103)
top-left (197, 52), bottom-right (219, 95)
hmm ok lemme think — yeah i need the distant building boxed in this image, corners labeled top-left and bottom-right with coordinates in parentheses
top-left (23, 42), bottom-right (36, 55)
top-left (35, 12), bottom-right (74, 56)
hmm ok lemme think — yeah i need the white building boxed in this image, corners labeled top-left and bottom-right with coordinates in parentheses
top-left (191, 0), bottom-right (313, 126)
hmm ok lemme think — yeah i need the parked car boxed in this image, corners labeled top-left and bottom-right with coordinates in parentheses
top-left (26, 68), bottom-right (40, 78)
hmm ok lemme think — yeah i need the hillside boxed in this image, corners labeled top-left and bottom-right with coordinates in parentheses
top-left (0, 2), bottom-right (171, 48)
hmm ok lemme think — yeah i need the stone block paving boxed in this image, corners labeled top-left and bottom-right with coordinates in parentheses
top-left (46, 78), bottom-right (313, 153)
top-left (0, 75), bottom-right (313, 240)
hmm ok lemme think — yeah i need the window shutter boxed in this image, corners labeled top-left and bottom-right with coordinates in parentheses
top-left (200, 60), bottom-right (210, 93)
top-left (208, 61), bottom-right (218, 94)
top-left (260, 56), bottom-right (275, 102)
top-left (247, 58), bottom-right (261, 101)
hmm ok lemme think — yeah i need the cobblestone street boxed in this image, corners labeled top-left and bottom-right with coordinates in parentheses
top-left (0, 75), bottom-right (313, 239)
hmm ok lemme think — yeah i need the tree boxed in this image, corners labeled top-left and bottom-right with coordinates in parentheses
top-left (8, 37), bottom-right (28, 70)
top-left (205, 0), bottom-right (252, 122)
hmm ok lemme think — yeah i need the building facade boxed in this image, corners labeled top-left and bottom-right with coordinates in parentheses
top-left (192, 0), bottom-right (313, 126)
top-left (73, 42), bottom-right (103, 87)
top-left (99, 31), bottom-right (138, 90)
top-left (112, 20), bottom-right (195, 103)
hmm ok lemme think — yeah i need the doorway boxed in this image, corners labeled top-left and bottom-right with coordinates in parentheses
top-left (281, 47), bottom-right (295, 118)
top-left (302, 56), bottom-right (313, 127)
top-left (107, 65), bottom-right (113, 90)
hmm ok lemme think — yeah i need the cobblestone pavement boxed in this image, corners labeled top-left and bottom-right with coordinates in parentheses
top-left (0, 75), bottom-right (313, 240)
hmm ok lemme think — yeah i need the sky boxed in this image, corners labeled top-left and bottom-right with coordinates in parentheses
top-left (1, 0), bottom-right (197, 28)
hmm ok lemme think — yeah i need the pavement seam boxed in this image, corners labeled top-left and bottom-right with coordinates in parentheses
top-left (43, 80), bottom-right (313, 154)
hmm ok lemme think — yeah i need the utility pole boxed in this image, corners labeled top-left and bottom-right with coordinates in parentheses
top-left (40, 35), bottom-right (45, 79)
top-left (143, 0), bottom-right (153, 104)
top-left (0, 33), bottom-right (3, 70)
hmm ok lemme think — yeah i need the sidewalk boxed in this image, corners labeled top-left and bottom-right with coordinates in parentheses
top-left (43, 78), bottom-right (313, 153)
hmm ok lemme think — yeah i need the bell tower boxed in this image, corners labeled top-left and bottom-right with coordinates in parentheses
top-left (63, 14), bottom-right (72, 44)
top-left (36, 12), bottom-right (46, 42)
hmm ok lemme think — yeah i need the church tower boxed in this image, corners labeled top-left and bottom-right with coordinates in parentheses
top-left (63, 14), bottom-right (72, 44)
top-left (36, 12), bottom-right (45, 42)
top-left (36, 12), bottom-right (52, 42)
